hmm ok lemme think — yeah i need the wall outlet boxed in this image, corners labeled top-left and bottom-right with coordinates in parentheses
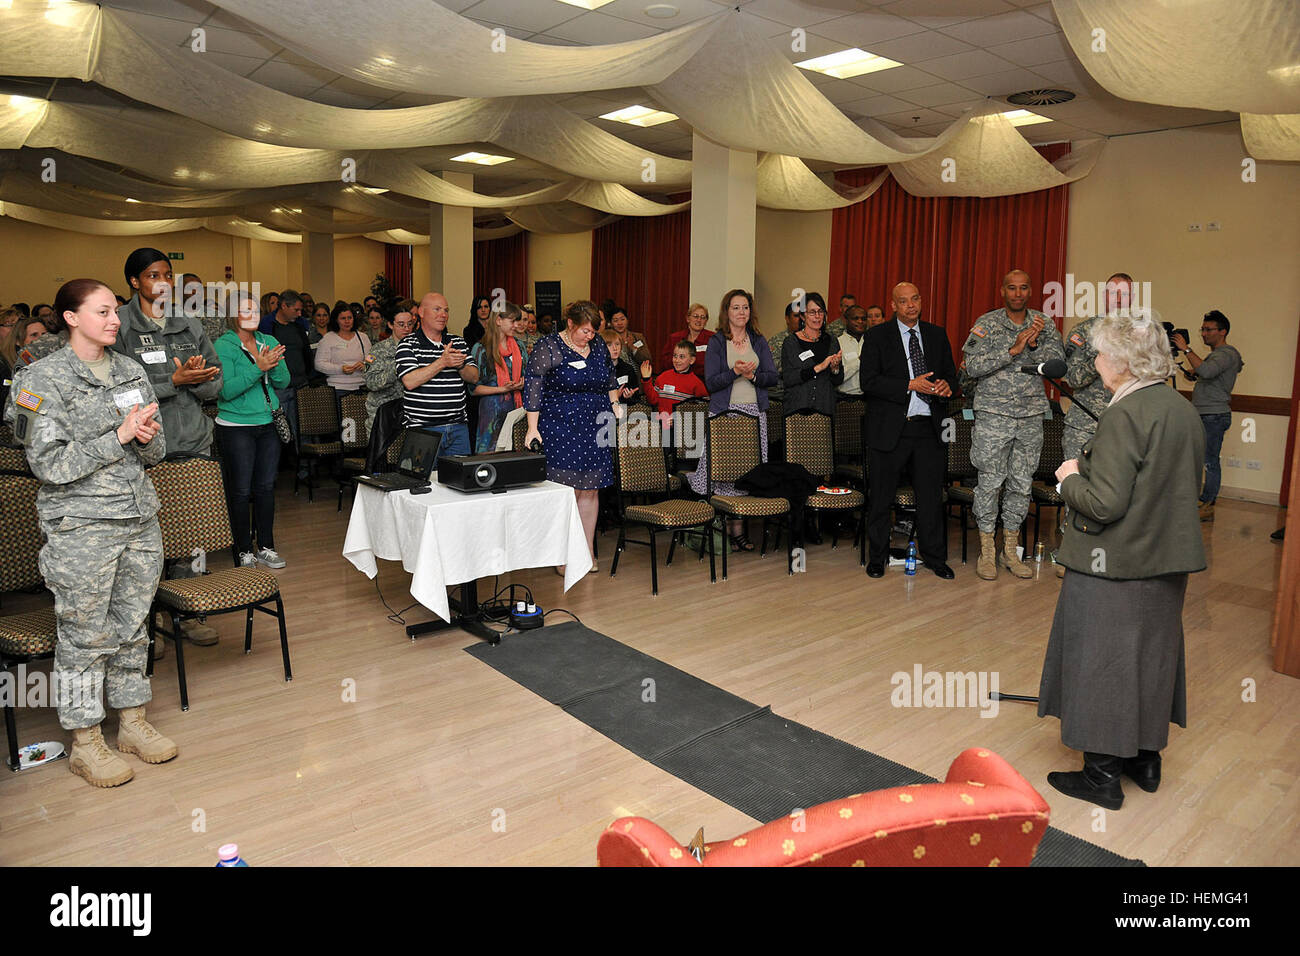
top-left (1246, 459), bottom-right (1262, 470)
top-left (1207, 221), bottom-right (1221, 231)
top-left (1187, 223), bottom-right (1203, 232)
top-left (1226, 457), bottom-right (1242, 468)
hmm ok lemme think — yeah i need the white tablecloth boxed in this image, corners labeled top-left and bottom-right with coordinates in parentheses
top-left (342, 480), bottom-right (592, 623)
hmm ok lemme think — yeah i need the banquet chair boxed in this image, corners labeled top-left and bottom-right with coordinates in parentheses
top-left (336, 391), bottom-right (370, 512)
top-left (831, 398), bottom-right (866, 487)
top-left (1029, 412), bottom-right (1066, 553)
top-left (783, 410), bottom-right (864, 552)
top-left (147, 458), bottom-right (291, 712)
top-left (609, 413), bottom-right (716, 595)
top-left (705, 410), bottom-right (791, 580)
top-left (598, 748), bottom-right (1050, 867)
top-left (945, 413), bottom-right (977, 563)
top-left (294, 384), bottom-right (341, 501)
top-left (0, 473), bottom-right (57, 770)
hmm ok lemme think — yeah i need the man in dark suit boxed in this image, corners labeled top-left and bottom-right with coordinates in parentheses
top-left (859, 281), bottom-right (959, 579)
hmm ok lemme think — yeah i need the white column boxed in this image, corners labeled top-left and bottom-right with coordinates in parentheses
top-left (427, 171), bottom-right (475, 320)
top-left (689, 132), bottom-right (756, 315)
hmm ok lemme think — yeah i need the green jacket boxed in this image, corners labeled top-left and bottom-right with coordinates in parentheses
top-left (1058, 382), bottom-right (1207, 580)
top-left (110, 294), bottom-right (223, 458)
top-left (214, 331), bottom-right (291, 425)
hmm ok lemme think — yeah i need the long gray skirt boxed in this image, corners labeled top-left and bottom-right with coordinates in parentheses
top-left (1037, 570), bottom-right (1188, 757)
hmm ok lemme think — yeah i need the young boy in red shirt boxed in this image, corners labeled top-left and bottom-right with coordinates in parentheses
top-left (642, 340), bottom-right (709, 418)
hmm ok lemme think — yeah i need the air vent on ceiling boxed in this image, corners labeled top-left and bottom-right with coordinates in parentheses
top-left (1005, 89), bottom-right (1076, 106)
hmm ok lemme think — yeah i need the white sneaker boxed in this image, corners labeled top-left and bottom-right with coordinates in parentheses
top-left (238, 552), bottom-right (258, 568)
top-left (255, 548), bottom-right (286, 569)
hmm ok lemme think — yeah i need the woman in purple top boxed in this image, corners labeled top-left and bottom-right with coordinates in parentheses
top-left (689, 288), bottom-right (778, 552)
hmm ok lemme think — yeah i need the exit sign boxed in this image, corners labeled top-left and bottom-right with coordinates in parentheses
top-left (167, 252), bottom-right (184, 260)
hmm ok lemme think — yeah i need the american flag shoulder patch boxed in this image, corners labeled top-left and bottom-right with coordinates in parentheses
top-left (15, 389), bottom-right (43, 412)
top-left (1069, 331), bottom-right (1086, 347)
top-left (969, 326), bottom-right (986, 338)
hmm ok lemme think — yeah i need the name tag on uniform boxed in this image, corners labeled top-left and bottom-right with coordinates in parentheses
top-left (617, 375), bottom-right (629, 385)
top-left (799, 349), bottom-right (814, 361)
top-left (140, 350), bottom-right (167, 365)
top-left (662, 384), bottom-right (677, 394)
top-left (962, 408), bottom-right (975, 420)
top-left (568, 360), bottom-right (587, 369)
top-left (633, 340), bottom-right (643, 348)
top-left (113, 388), bottom-right (145, 409)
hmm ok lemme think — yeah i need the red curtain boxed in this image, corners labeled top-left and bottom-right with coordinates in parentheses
top-left (829, 143), bottom-right (1071, 360)
top-left (383, 243), bottom-right (412, 301)
top-left (590, 209), bottom-right (691, 358)
top-left (473, 232), bottom-right (528, 305)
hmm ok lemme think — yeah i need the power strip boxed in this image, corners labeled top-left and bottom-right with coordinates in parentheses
top-left (509, 601), bottom-right (544, 630)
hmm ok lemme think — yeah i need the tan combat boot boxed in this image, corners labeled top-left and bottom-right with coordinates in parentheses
top-left (1000, 530), bottom-right (1033, 578)
top-left (977, 531), bottom-right (998, 580)
top-left (1198, 502), bottom-right (1215, 522)
top-left (69, 725), bottom-right (134, 788)
top-left (117, 706), bottom-right (178, 764)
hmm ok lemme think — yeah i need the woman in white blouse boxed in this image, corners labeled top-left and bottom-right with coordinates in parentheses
top-left (313, 300), bottom-right (371, 392)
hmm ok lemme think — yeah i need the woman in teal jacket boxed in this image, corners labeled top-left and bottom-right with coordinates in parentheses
top-left (213, 290), bottom-right (289, 569)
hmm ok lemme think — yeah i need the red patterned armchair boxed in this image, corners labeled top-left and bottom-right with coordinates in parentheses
top-left (597, 748), bottom-right (1049, 867)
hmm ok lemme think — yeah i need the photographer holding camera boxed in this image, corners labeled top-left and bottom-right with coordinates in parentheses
top-left (1172, 310), bottom-right (1243, 522)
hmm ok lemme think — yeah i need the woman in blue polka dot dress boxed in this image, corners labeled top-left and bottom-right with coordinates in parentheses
top-left (523, 300), bottom-right (622, 571)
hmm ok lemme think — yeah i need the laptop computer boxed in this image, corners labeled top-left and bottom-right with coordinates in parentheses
top-left (354, 427), bottom-right (442, 492)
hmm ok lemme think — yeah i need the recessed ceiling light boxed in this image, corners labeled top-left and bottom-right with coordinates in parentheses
top-left (644, 4), bottom-right (678, 18)
top-left (599, 105), bottom-right (679, 127)
top-left (555, 0), bottom-right (617, 10)
top-left (796, 48), bottom-right (902, 80)
top-left (450, 151), bottom-right (515, 166)
top-left (1000, 108), bottom-right (1053, 127)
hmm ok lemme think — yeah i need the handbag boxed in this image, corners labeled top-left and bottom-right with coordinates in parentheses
top-left (241, 344), bottom-right (293, 444)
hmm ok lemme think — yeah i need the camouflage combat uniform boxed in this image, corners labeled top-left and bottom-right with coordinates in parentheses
top-left (962, 308), bottom-right (1065, 535)
top-left (7, 348), bottom-right (165, 730)
top-left (363, 334), bottom-right (403, 431)
top-left (1061, 316), bottom-right (1112, 460)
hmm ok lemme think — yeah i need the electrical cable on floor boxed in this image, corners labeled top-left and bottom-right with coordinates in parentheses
top-left (374, 576), bottom-right (420, 625)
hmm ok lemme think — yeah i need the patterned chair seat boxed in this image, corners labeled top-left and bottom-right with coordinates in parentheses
top-left (893, 487), bottom-right (948, 508)
top-left (0, 608), bottom-right (57, 657)
top-left (0, 445), bottom-right (31, 473)
top-left (710, 495), bottom-right (789, 517)
top-left (807, 489), bottom-right (864, 510)
top-left (947, 485), bottom-right (975, 505)
top-left (625, 499), bottom-right (715, 528)
top-left (155, 567), bottom-right (281, 614)
top-left (1031, 481), bottom-right (1063, 504)
top-left (341, 456), bottom-right (366, 473)
top-left (302, 441), bottom-right (342, 456)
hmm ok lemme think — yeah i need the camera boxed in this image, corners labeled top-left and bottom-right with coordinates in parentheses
top-left (1162, 321), bottom-right (1190, 355)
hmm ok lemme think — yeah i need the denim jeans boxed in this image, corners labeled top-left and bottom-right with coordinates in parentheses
top-left (216, 423), bottom-right (281, 554)
top-left (1200, 412), bottom-right (1231, 504)
top-left (421, 421), bottom-right (471, 462)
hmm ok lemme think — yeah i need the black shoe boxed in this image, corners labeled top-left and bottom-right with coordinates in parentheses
top-left (923, 561), bottom-right (954, 580)
top-left (1047, 752), bottom-right (1124, 810)
top-left (1122, 750), bottom-right (1161, 793)
top-left (866, 562), bottom-right (885, 578)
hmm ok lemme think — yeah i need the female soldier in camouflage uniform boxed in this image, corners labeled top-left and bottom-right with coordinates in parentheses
top-left (14, 279), bottom-right (176, 788)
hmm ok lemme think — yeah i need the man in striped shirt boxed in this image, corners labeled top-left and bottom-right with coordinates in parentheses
top-left (396, 292), bottom-right (479, 460)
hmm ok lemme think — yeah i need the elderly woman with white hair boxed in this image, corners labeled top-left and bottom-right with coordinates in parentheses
top-left (1038, 312), bottom-right (1206, 810)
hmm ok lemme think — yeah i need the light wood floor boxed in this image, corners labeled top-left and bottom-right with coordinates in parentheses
top-left (1, 479), bottom-right (1295, 867)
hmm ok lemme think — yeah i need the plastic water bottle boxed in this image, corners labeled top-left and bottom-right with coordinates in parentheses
top-left (216, 844), bottom-right (249, 867)
top-left (904, 540), bottom-right (917, 576)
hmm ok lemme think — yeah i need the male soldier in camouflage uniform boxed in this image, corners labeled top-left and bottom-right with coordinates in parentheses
top-left (8, 281), bottom-right (177, 787)
top-left (364, 308), bottom-right (416, 431)
top-left (768, 301), bottom-right (802, 402)
top-left (962, 270), bottom-right (1065, 580)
